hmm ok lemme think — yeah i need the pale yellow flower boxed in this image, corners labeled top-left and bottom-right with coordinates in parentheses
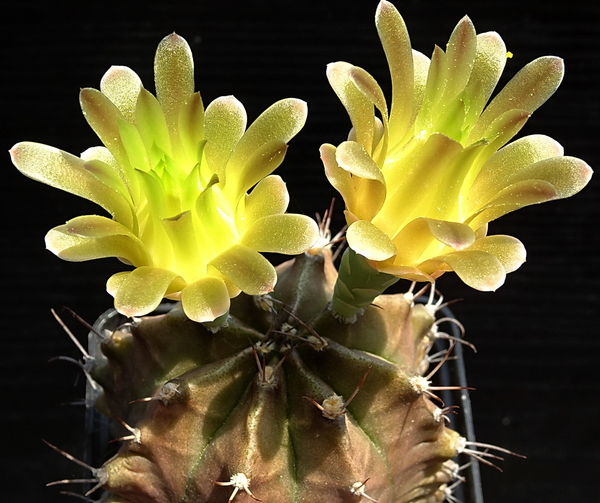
top-left (321, 0), bottom-right (592, 290)
top-left (11, 34), bottom-right (318, 322)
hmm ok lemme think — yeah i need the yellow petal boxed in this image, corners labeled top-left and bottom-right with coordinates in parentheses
top-left (10, 142), bottom-right (131, 224)
top-left (100, 66), bottom-right (143, 122)
top-left (507, 155), bottom-right (593, 199)
top-left (336, 140), bottom-right (385, 182)
top-left (423, 218), bottom-right (476, 250)
top-left (180, 277), bottom-right (231, 322)
top-left (468, 179), bottom-right (558, 230)
top-left (226, 140), bottom-right (288, 199)
top-left (107, 271), bottom-right (130, 298)
top-left (470, 56), bottom-right (564, 142)
top-left (321, 143), bottom-right (355, 210)
top-left (227, 98), bottom-right (307, 175)
top-left (45, 216), bottom-right (150, 266)
top-left (327, 62), bottom-right (375, 151)
top-left (468, 235), bottom-right (526, 273)
top-left (204, 95), bottom-right (247, 180)
top-left (241, 214), bottom-right (319, 254)
top-left (79, 88), bottom-right (129, 168)
top-left (440, 250), bottom-right (506, 291)
top-left (464, 32), bottom-right (507, 121)
top-left (178, 92), bottom-right (205, 164)
top-left (348, 66), bottom-right (390, 164)
top-left (442, 16), bottom-right (477, 104)
top-left (244, 175), bottom-right (290, 223)
top-left (114, 266), bottom-right (183, 317)
top-left (410, 50), bottom-right (431, 127)
top-left (335, 140), bottom-right (386, 220)
top-left (154, 33), bottom-right (195, 134)
top-left (135, 87), bottom-right (172, 158)
top-left (346, 220), bottom-right (397, 261)
top-left (210, 244), bottom-right (277, 295)
top-left (469, 134), bottom-right (564, 204)
top-left (376, 0), bottom-right (414, 144)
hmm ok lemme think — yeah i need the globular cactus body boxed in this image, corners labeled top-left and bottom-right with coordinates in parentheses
top-left (90, 249), bottom-right (460, 503)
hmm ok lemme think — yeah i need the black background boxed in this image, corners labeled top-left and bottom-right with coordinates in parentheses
top-left (2, 1), bottom-right (599, 502)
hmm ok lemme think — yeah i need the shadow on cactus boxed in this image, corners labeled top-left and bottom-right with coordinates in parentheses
top-left (9, 0), bottom-right (592, 502)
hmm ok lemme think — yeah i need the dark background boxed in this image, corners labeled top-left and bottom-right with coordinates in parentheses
top-left (2, 0), bottom-right (598, 502)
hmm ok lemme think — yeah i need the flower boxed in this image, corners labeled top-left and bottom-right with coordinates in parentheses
top-left (321, 0), bottom-right (592, 291)
top-left (11, 34), bottom-right (319, 322)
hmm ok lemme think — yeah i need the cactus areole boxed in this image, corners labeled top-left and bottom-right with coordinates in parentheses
top-left (8, 0), bottom-right (592, 502)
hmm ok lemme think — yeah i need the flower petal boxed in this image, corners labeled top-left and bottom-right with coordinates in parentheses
top-left (244, 175), bottom-right (290, 223)
top-left (378, 133), bottom-right (463, 231)
top-left (469, 155), bottom-right (592, 227)
top-left (178, 92), bottom-right (205, 164)
top-left (335, 141), bottom-right (387, 221)
top-left (10, 142), bottom-right (131, 224)
top-left (180, 277), bottom-right (231, 322)
top-left (321, 143), bottom-right (354, 210)
top-left (80, 88), bottom-right (129, 168)
top-left (113, 266), bottom-right (183, 317)
top-left (136, 87), bottom-right (172, 159)
top-left (468, 235), bottom-right (526, 273)
top-left (154, 33), bottom-right (195, 134)
top-left (106, 271), bottom-right (129, 298)
top-left (204, 95), bottom-right (247, 180)
top-left (376, 0), bottom-right (414, 143)
top-left (227, 98), bottom-right (307, 173)
top-left (327, 62), bottom-right (375, 151)
top-left (469, 134), bottom-right (564, 204)
top-left (442, 16), bottom-right (477, 104)
top-left (100, 66), bottom-right (143, 122)
top-left (506, 155), bottom-right (593, 199)
top-left (81, 149), bottom-right (133, 207)
top-left (423, 218), bottom-right (476, 250)
top-left (440, 250), bottom-right (506, 291)
top-left (469, 56), bottom-right (564, 142)
top-left (225, 140), bottom-right (288, 199)
top-left (468, 179), bottom-right (558, 229)
top-left (210, 244), bottom-right (277, 295)
top-left (241, 214), bottom-right (319, 254)
top-left (45, 215), bottom-right (150, 266)
top-left (336, 140), bottom-right (385, 182)
top-left (464, 32), bottom-right (507, 121)
top-left (348, 66), bottom-right (390, 164)
top-left (346, 220), bottom-right (397, 261)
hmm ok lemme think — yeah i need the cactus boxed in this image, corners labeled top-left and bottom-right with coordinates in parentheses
top-left (9, 1), bottom-right (592, 502)
top-left (86, 249), bottom-right (463, 503)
